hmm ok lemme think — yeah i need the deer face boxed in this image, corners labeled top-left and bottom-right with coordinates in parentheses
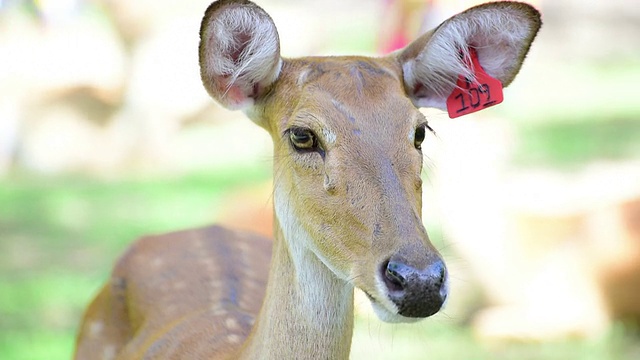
top-left (262, 57), bottom-right (446, 320)
top-left (199, 0), bottom-right (541, 322)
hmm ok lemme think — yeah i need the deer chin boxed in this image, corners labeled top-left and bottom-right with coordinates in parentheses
top-left (364, 291), bottom-right (423, 324)
top-left (359, 283), bottom-right (415, 323)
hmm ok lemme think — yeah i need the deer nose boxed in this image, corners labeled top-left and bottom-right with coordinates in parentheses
top-left (382, 257), bottom-right (448, 318)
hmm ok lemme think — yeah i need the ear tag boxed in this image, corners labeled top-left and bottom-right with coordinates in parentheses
top-left (446, 48), bottom-right (504, 119)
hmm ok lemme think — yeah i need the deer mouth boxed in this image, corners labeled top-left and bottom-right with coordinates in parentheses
top-left (358, 288), bottom-right (415, 323)
top-left (357, 258), bottom-right (449, 323)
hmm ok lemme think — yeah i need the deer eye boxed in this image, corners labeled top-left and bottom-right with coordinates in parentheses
top-left (414, 124), bottom-right (427, 149)
top-left (289, 127), bottom-right (318, 151)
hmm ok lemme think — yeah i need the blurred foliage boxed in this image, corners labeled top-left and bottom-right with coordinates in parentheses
top-left (514, 117), bottom-right (640, 169)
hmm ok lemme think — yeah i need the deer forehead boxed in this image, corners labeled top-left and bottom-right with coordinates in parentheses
top-left (267, 57), bottom-right (424, 147)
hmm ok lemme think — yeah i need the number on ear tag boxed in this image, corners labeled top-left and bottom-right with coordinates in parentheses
top-left (446, 48), bottom-right (504, 119)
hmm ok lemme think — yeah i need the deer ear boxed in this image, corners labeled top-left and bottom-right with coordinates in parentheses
top-left (398, 2), bottom-right (541, 110)
top-left (199, 0), bottom-right (282, 110)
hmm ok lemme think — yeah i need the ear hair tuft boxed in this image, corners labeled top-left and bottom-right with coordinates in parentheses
top-left (199, 0), bottom-right (282, 110)
top-left (400, 2), bottom-right (542, 110)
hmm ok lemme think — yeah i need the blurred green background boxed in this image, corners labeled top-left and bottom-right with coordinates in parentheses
top-left (1, 0), bottom-right (639, 359)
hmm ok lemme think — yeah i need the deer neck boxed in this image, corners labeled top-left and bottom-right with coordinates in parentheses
top-left (238, 190), bottom-right (355, 360)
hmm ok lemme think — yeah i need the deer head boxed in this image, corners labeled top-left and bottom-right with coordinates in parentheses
top-left (199, 0), bottom-right (541, 323)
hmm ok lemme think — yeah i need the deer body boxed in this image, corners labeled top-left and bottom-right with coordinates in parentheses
top-left (75, 1), bottom-right (541, 359)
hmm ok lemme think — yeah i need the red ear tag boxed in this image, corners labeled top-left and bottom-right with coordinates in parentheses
top-left (446, 48), bottom-right (503, 119)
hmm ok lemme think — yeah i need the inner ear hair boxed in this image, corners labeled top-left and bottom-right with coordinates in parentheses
top-left (400, 2), bottom-right (541, 107)
top-left (199, 0), bottom-right (282, 109)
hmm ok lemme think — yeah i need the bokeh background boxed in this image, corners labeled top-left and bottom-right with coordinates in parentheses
top-left (1, 0), bottom-right (639, 359)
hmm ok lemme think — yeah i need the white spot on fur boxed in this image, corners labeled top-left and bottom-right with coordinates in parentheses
top-left (322, 128), bottom-right (336, 145)
top-left (102, 344), bottom-right (116, 360)
top-left (210, 305), bottom-right (227, 316)
top-left (89, 321), bottom-right (104, 337)
top-left (227, 334), bottom-right (242, 344)
top-left (151, 257), bottom-right (164, 267)
top-left (225, 317), bottom-right (240, 330)
top-left (297, 68), bottom-right (311, 87)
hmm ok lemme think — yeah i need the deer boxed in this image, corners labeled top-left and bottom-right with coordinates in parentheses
top-left (74, 1), bottom-right (541, 359)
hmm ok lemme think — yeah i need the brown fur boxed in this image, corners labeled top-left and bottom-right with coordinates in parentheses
top-left (75, 226), bottom-right (271, 359)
